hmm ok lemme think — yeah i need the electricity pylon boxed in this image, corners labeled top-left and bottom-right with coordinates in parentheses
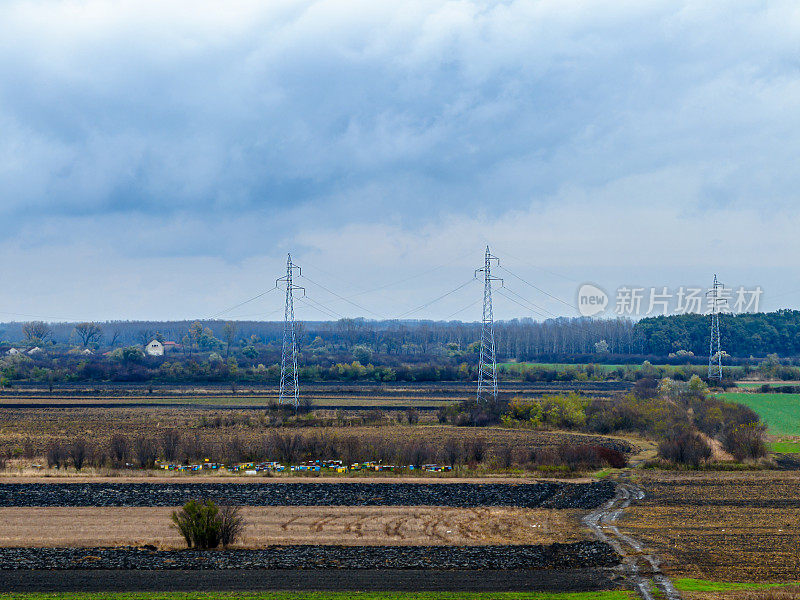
top-left (707, 274), bottom-right (726, 381)
top-left (475, 246), bottom-right (502, 405)
top-left (277, 254), bottom-right (304, 408)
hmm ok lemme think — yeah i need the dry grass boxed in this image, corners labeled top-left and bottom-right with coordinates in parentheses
top-left (0, 407), bottom-right (634, 463)
top-left (0, 506), bottom-right (584, 549)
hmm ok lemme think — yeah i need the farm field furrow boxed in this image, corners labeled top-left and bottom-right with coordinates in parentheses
top-left (620, 473), bottom-right (800, 582)
top-left (0, 506), bottom-right (584, 548)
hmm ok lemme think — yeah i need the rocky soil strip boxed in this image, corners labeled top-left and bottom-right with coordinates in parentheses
top-left (0, 568), bottom-right (625, 593)
top-left (0, 480), bottom-right (616, 508)
top-left (0, 541), bottom-right (619, 570)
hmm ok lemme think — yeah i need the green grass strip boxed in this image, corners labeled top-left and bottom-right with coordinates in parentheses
top-left (717, 392), bottom-right (800, 436)
top-left (769, 441), bottom-right (800, 453)
top-left (673, 578), bottom-right (798, 592)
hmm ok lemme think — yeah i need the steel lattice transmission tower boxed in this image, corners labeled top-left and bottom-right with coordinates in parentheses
top-left (707, 274), bottom-right (726, 381)
top-left (277, 254), bottom-right (304, 408)
top-left (475, 246), bottom-right (503, 405)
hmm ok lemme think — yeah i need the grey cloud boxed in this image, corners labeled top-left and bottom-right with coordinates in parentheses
top-left (0, 1), bottom-right (799, 318)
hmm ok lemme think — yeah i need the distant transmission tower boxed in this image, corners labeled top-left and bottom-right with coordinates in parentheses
top-left (707, 274), bottom-right (726, 382)
top-left (475, 246), bottom-right (502, 405)
top-left (277, 254), bottom-right (304, 408)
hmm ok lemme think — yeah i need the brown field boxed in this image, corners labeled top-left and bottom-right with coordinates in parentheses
top-left (0, 506), bottom-right (583, 548)
top-left (620, 472), bottom-right (800, 582)
top-left (0, 394), bottom-right (454, 408)
top-left (0, 406), bottom-right (636, 463)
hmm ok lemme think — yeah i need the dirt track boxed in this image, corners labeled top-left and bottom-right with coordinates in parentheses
top-left (0, 506), bottom-right (583, 548)
top-left (584, 482), bottom-right (680, 600)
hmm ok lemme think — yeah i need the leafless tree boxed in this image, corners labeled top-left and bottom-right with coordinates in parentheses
top-left (69, 438), bottom-right (89, 470)
top-left (73, 322), bottom-right (103, 347)
top-left (133, 437), bottom-right (158, 468)
top-left (162, 429), bottom-right (181, 463)
top-left (46, 442), bottom-right (64, 469)
top-left (22, 321), bottom-right (51, 343)
top-left (109, 434), bottom-right (130, 467)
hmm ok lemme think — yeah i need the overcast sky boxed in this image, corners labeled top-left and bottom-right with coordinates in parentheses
top-left (1, 0), bottom-right (799, 322)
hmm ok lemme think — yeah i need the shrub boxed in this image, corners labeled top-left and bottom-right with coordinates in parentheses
top-left (657, 428), bottom-right (712, 466)
top-left (723, 423), bottom-right (767, 461)
top-left (218, 504), bottom-right (246, 547)
top-left (171, 499), bottom-right (244, 549)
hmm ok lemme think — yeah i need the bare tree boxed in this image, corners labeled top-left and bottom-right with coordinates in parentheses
top-left (136, 329), bottom-right (154, 347)
top-left (442, 437), bottom-right (463, 468)
top-left (106, 327), bottom-right (122, 348)
top-left (133, 437), bottom-right (158, 468)
top-left (109, 434), bottom-right (130, 467)
top-left (269, 433), bottom-right (303, 464)
top-left (46, 442), bottom-right (64, 469)
top-left (73, 322), bottom-right (103, 347)
top-left (162, 429), bottom-right (181, 463)
top-left (22, 321), bottom-right (51, 343)
top-left (70, 438), bottom-right (89, 471)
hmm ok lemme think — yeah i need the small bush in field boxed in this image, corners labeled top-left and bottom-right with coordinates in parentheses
top-left (171, 499), bottom-right (245, 550)
top-left (658, 428), bottom-right (712, 466)
top-left (723, 423), bottom-right (767, 461)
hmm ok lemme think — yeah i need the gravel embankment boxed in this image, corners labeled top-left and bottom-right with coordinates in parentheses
top-left (0, 481), bottom-right (616, 508)
top-left (0, 542), bottom-right (619, 570)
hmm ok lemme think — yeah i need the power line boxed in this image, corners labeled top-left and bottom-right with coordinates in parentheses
top-left (444, 298), bottom-right (482, 320)
top-left (498, 285), bottom-right (555, 317)
top-left (343, 249), bottom-right (475, 299)
top-left (496, 289), bottom-right (549, 319)
top-left (394, 279), bottom-right (477, 319)
top-left (0, 310), bottom-right (84, 322)
top-left (225, 306), bottom-right (285, 320)
top-left (497, 265), bottom-right (579, 314)
top-left (483, 241), bottom-right (580, 283)
top-left (299, 274), bottom-right (383, 318)
top-left (209, 286), bottom-right (279, 319)
top-left (298, 295), bottom-right (344, 320)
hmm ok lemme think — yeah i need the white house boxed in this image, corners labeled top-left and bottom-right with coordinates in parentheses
top-left (27, 347), bottom-right (43, 355)
top-left (145, 339), bottom-right (164, 357)
top-left (7, 348), bottom-right (20, 356)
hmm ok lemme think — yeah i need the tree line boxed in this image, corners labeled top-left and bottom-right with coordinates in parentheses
top-left (4, 310), bottom-right (800, 362)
